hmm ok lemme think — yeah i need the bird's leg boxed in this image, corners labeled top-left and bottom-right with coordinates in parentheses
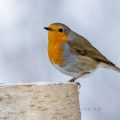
top-left (69, 72), bottom-right (90, 88)
top-left (69, 77), bottom-right (77, 82)
top-left (69, 73), bottom-right (83, 82)
top-left (69, 77), bottom-right (81, 88)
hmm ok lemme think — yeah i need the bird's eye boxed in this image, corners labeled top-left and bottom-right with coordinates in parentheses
top-left (58, 28), bottom-right (63, 32)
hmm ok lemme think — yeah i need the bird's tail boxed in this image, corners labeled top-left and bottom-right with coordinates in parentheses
top-left (109, 65), bottom-right (120, 73)
top-left (100, 62), bottom-right (120, 73)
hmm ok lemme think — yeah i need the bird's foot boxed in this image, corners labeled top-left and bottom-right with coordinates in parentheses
top-left (69, 78), bottom-right (81, 88)
top-left (75, 82), bottom-right (81, 88)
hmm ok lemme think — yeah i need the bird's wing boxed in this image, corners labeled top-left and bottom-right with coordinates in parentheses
top-left (66, 35), bottom-right (115, 66)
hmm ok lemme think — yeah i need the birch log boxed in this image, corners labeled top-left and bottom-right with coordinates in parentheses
top-left (0, 83), bottom-right (80, 120)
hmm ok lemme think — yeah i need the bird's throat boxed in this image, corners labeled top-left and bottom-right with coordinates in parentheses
top-left (48, 32), bottom-right (66, 65)
top-left (48, 41), bottom-right (64, 65)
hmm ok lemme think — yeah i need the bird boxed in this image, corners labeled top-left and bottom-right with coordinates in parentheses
top-left (44, 23), bottom-right (120, 83)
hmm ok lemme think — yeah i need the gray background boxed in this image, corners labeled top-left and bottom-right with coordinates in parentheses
top-left (0, 0), bottom-right (120, 120)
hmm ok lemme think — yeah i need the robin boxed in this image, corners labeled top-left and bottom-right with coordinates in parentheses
top-left (44, 23), bottom-right (120, 82)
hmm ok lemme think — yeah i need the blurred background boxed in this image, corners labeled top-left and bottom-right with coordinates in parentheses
top-left (0, 0), bottom-right (120, 120)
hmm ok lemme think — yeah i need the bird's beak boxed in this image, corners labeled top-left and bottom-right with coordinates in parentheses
top-left (44, 27), bottom-right (53, 31)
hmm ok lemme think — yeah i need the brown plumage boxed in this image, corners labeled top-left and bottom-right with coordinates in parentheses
top-left (66, 34), bottom-right (115, 66)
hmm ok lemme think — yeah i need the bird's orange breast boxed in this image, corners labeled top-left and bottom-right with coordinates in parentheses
top-left (48, 31), bottom-right (68, 65)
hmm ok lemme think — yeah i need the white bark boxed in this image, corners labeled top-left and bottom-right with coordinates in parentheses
top-left (0, 83), bottom-right (80, 120)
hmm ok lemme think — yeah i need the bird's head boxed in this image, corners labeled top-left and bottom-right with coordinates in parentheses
top-left (44, 23), bottom-right (71, 42)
